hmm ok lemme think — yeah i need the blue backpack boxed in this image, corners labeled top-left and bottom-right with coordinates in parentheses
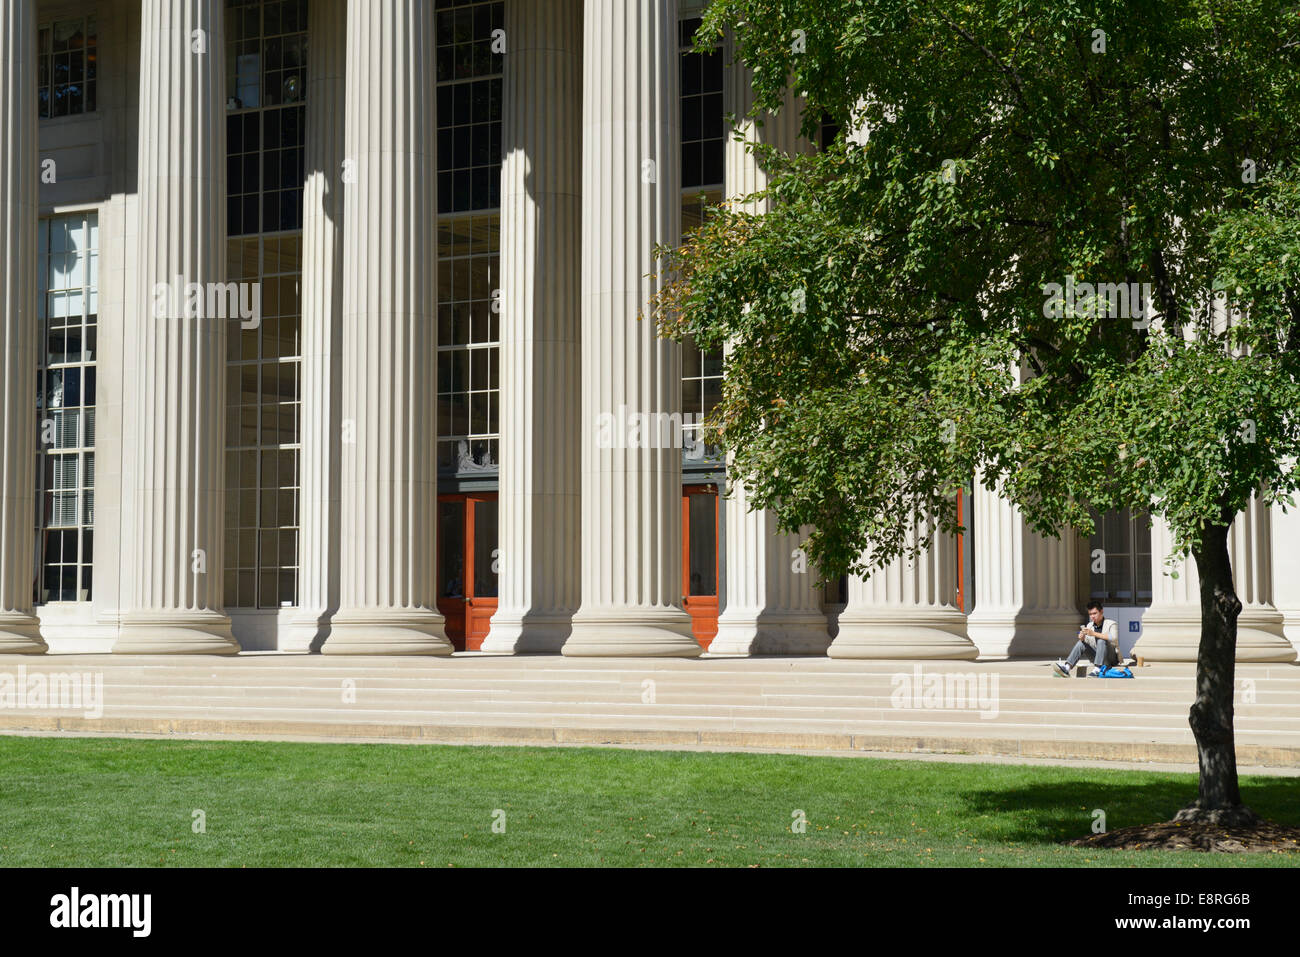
top-left (1095, 665), bottom-right (1134, 678)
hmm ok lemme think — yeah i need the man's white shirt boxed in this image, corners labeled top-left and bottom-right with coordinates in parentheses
top-left (1081, 618), bottom-right (1119, 647)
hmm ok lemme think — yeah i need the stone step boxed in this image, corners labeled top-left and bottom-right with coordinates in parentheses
top-left (3, 653), bottom-right (1296, 769)
top-left (13, 699), bottom-right (1299, 737)
top-left (13, 652), bottom-right (1300, 678)
top-left (72, 684), bottom-right (1300, 719)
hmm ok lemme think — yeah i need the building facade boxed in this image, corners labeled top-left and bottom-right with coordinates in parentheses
top-left (0, 0), bottom-right (1297, 662)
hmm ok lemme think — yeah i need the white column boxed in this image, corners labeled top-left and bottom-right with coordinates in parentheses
top-left (564, 0), bottom-right (698, 657)
top-left (323, 0), bottom-right (449, 655)
top-left (965, 474), bottom-right (1080, 657)
top-left (831, 518), bottom-right (977, 659)
top-left (1131, 515), bottom-right (1201, 661)
top-left (710, 56), bottom-right (829, 656)
top-left (1272, 499), bottom-right (1300, 653)
top-left (114, 0), bottom-right (238, 654)
top-left (1229, 497), bottom-right (1292, 659)
top-left (483, 0), bottom-right (583, 654)
top-left (0, 0), bottom-right (46, 654)
top-left (1137, 499), bottom-right (1295, 662)
top-left (287, 0), bottom-right (346, 652)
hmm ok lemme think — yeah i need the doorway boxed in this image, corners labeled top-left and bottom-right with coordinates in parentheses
top-left (682, 484), bottom-right (719, 647)
top-left (436, 493), bottom-right (499, 651)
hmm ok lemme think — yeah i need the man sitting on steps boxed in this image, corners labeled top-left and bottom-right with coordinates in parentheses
top-left (1053, 601), bottom-right (1120, 677)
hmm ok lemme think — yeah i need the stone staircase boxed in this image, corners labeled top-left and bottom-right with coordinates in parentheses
top-left (1, 654), bottom-right (1297, 768)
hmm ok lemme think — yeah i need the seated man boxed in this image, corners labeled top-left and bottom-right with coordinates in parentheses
top-left (1052, 601), bottom-right (1120, 677)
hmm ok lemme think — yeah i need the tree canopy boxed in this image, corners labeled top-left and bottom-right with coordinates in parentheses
top-left (655, 0), bottom-right (1300, 580)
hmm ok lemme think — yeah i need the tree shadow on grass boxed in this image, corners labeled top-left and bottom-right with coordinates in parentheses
top-left (957, 775), bottom-right (1299, 845)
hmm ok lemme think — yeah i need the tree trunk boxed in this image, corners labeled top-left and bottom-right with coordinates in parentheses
top-left (1178, 520), bottom-right (1259, 825)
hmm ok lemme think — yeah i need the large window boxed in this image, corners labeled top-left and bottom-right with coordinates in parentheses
top-left (38, 17), bottom-right (97, 118)
top-left (35, 212), bottom-right (99, 604)
top-left (223, 0), bottom-right (306, 609)
top-left (437, 216), bottom-right (500, 473)
top-left (436, 0), bottom-right (504, 214)
top-left (680, 17), bottom-right (725, 460)
top-left (436, 1), bottom-right (503, 476)
top-left (225, 0), bottom-right (307, 236)
top-left (225, 236), bottom-right (302, 609)
top-left (1089, 508), bottom-right (1153, 606)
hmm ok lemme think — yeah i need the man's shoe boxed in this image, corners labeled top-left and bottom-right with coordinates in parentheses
top-left (1086, 666), bottom-right (1102, 677)
top-left (1052, 660), bottom-right (1070, 678)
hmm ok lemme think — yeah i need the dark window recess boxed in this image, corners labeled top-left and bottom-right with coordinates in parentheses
top-left (436, 1), bottom-right (504, 214)
top-left (225, 0), bottom-right (307, 236)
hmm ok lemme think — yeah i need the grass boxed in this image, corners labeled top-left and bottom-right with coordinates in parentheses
top-left (0, 736), bottom-right (1295, 866)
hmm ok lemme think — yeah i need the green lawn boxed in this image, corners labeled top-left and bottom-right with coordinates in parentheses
top-left (0, 736), bottom-right (1295, 866)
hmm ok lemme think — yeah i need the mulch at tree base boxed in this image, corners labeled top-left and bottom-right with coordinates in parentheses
top-left (1066, 819), bottom-right (1300, 853)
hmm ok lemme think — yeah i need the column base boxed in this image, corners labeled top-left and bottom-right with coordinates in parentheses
top-left (322, 609), bottom-right (452, 656)
top-left (966, 610), bottom-right (1079, 658)
top-left (1283, 609), bottom-right (1300, 656)
top-left (0, 613), bottom-right (48, 654)
top-left (829, 613), bottom-right (977, 660)
top-left (479, 614), bottom-right (571, 654)
top-left (112, 611), bottom-right (240, 655)
top-left (1135, 609), bottom-right (1298, 663)
top-left (708, 612), bottom-right (831, 656)
top-left (562, 610), bottom-right (701, 657)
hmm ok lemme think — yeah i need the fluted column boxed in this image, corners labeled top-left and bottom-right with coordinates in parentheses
top-left (1228, 498), bottom-right (1291, 659)
top-left (831, 518), bottom-right (977, 659)
top-left (483, 0), bottom-right (582, 654)
top-left (965, 473), bottom-right (1080, 657)
top-left (323, 0), bottom-right (449, 655)
top-left (0, 0), bottom-right (46, 654)
top-left (287, 0), bottom-right (346, 652)
top-left (710, 56), bottom-right (829, 656)
top-left (114, 0), bottom-right (237, 654)
top-left (564, 0), bottom-right (698, 657)
top-left (1131, 515), bottom-right (1201, 661)
top-left (1272, 498), bottom-right (1300, 653)
top-left (1136, 499), bottom-right (1295, 662)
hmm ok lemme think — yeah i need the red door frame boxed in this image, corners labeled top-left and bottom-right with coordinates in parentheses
top-left (436, 492), bottom-right (498, 651)
top-left (682, 485), bottom-right (720, 648)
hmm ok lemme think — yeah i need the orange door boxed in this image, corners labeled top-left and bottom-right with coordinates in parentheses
top-left (436, 493), bottom-right (499, 651)
top-left (682, 485), bottom-right (720, 648)
top-left (465, 495), bottom-right (499, 649)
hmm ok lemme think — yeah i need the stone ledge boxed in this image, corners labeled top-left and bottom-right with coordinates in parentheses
top-left (2, 715), bottom-right (1297, 770)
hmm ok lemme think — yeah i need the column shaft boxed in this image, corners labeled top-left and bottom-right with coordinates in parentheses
top-left (115, 0), bottom-right (237, 654)
top-left (565, 0), bottom-right (698, 656)
top-left (965, 473), bottom-right (1079, 657)
top-left (1272, 499), bottom-right (1300, 653)
top-left (710, 54), bottom-right (828, 656)
top-left (484, 0), bottom-right (583, 654)
top-left (1137, 498), bottom-right (1295, 662)
top-left (324, 0), bottom-right (449, 654)
top-left (0, 0), bottom-right (46, 652)
top-left (289, 0), bottom-right (346, 651)
top-left (832, 519), bottom-right (977, 659)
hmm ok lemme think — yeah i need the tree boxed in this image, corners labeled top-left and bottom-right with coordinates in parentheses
top-left (654, 0), bottom-right (1300, 824)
